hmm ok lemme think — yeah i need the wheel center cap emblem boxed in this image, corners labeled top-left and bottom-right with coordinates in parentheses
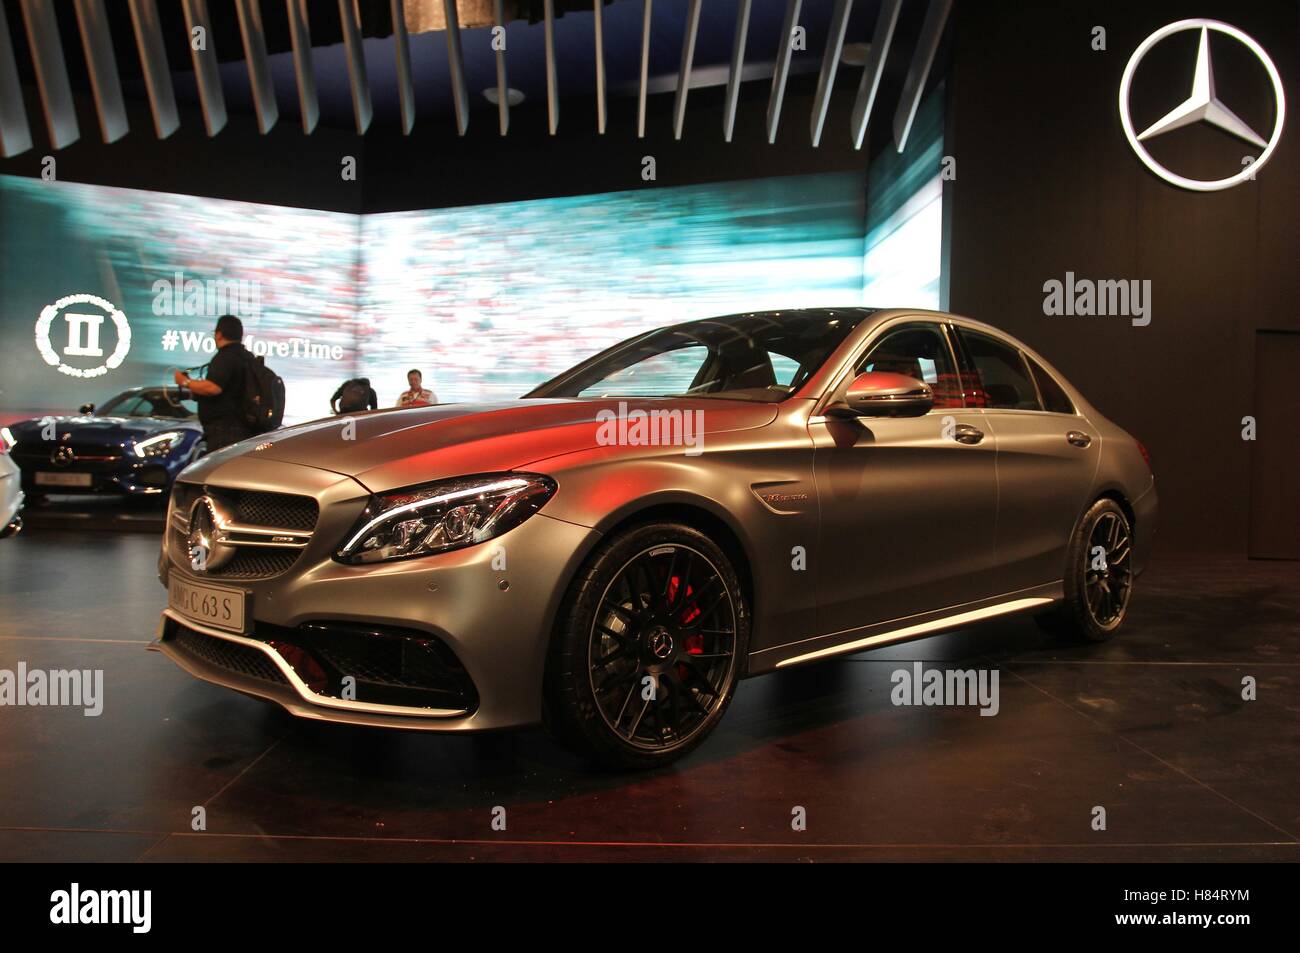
top-left (647, 627), bottom-right (674, 660)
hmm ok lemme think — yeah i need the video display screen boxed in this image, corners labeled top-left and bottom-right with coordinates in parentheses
top-left (0, 171), bottom-right (866, 425)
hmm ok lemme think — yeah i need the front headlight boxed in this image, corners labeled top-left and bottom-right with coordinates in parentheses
top-left (0, 427), bottom-right (15, 452)
top-left (134, 431), bottom-right (183, 458)
top-left (335, 472), bottom-right (557, 565)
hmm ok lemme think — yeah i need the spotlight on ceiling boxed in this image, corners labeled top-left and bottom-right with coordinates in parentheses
top-left (483, 87), bottom-right (525, 106)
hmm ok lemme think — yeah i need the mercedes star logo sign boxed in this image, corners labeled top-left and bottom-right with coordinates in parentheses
top-left (50, 446), bottom-right (75, 467)
top-left (187, 496), bottom-right (235, 573)
top-left (1119, 19), bottom-right (1286, 192)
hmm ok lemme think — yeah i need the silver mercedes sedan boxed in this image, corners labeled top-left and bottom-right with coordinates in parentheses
top-left (153, 308), bottom-right (1157, 769)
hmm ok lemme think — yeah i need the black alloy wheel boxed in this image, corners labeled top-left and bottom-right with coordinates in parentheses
top-left (546, 522), bottom-right (749, 769)
top-left (1037, 497), bottom-right (1135, 643)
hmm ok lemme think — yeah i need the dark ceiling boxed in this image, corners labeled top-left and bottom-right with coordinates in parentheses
top-left (2, 0), bottom-right (947, 154)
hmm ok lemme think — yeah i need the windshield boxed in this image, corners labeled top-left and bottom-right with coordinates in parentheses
top-left (96, 389), bottom-right (195, 419)
top-left (527, 310), bottom-right (873, 402)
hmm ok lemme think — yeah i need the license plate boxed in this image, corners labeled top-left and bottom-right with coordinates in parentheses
top-left (168, 577), bottom-right (247, 633)
top-left (35, 471), bottom-right (92, 487)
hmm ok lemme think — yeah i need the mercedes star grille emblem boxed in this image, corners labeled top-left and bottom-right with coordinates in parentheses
top-left (187, 496), bottom-right (235, 573)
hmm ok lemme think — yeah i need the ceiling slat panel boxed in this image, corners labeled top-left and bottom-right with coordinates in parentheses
top-left (893, 0), bottom-right (952, 152)
top-left (73, 0), bottom-right (128, 144)
top-left (183, 0), bottom-right (227, 137)
top-left (442, 0), bottom-right (468, 135)
top-left (392, 0), bottom-right (415, 135)
top-left (671, 0), bottom-right (701, 141)
top-left (850, 0), bottom-right (901, 150)
top-left (637, 0), bottom-right (651, 139)
top-left (0, 0), bottom-right (33, 156)
top-left (234, 0), bottom-right (278, 134)
top-left (285, 0), bottom-right (319, 134)
top-left (766, 0), bottom-right (802, 144)
top-left (722, 0), bottom-right (751, 143)
top-left (338, 0), bottom-right (372, 134)
top-left (493, 0), bottom-right (508, 135)
top-left (809, 0), bottom-right (852, 147)
top-left (19, 0), bottom-right (79, 149)
top-left (594, 0), bottom-right (606, 134)
top-left (543, 0), bottom-right (558, 135)
top-left (127, 0), bottom-right (179, 139)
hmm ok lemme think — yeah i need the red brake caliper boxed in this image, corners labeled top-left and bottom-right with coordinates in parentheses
top-left (667, 575), bottom-right (705, 680)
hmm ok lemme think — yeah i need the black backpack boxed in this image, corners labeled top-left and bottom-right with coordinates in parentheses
top-left (239, 351), bottom-right (285, 434)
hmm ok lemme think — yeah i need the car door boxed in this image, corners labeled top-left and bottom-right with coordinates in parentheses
top-left (809, 319), bottom-right (999, 635)
top-left (953, 326), bottom-right (1100, 592)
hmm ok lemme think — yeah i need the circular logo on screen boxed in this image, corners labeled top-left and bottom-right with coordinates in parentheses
top-left (1119, 20), bottom-right (1286, 192)
top-left (34, 293), bottom-right (132, 378)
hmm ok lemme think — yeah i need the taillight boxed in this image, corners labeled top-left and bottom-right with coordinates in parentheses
top-left (1135, 439), bottom-right (1151, 470)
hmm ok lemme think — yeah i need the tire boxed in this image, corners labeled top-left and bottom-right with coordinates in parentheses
top-left (1037, 498), bottom-right (1134, 643)
top-left (545, 522), bottom-right (750, 770)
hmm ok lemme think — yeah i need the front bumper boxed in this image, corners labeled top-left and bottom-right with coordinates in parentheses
top-left (153, 458), bottom-right (599, 731)
top-left (16, 456), bottom-right (180, 496)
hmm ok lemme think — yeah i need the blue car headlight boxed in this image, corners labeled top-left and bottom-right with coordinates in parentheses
top-left (134, 431), bottom-right (184, 459)
top-left (335, 472), bottom-right (557, 565)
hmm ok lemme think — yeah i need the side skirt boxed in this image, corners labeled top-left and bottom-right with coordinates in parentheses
top-left (747, 582), bottom-right (1062, 674)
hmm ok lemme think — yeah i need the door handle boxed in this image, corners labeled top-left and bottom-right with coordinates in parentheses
top-left (953, 424), bottom-right (984, 445)
top-left (1067, 430), bottom-right (1092, 448)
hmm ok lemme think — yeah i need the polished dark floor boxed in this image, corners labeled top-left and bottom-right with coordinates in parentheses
top-left (0, 529), bottom-right (1296, 862)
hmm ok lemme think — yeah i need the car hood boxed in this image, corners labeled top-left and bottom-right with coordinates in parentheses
top-left (193, 398), bottom-right (777, 493)
top-left (8, 415), bottom-right (197, 446)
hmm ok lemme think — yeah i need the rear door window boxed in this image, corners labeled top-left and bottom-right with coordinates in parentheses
top-left (957, 329), bottom-right (1040, 410)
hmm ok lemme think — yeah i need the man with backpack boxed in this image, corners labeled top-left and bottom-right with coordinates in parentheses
top-left (172, 314), bottom-right (274, 455)
top-left (330, 377), bottom-right (379, 414)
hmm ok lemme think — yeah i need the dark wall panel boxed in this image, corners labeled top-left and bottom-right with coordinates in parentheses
top-left (945, 0), bottom-right (1299, 554)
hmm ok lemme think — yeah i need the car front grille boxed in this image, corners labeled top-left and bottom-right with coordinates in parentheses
top-left (229, 490), bottom-right (319, 531)
top-left (169, 482), bottom-right (319, 581)
top-left (171, 483), bottom-right (319, 533)
top-left (169, 526), bottom-right (304, 580)
top-left (13, 450), bottom-right (123, 472)
top-left (169, 623), bottom-right (289, 686)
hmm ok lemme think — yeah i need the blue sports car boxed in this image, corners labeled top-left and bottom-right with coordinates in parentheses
top-left (0, 387), bottom-right (205, 499)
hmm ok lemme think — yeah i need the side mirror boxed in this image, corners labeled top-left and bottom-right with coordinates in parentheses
top-left (829, 371), bottom-right (933, 418)
top-left (78, 403), bottom-right (94, 415)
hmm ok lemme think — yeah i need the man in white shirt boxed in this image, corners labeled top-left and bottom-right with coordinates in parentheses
top-left (396, 368), bottom-right (436, 408)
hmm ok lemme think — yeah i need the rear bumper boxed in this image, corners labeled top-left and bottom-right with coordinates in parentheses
top-left (1132, 479), bottom-right (1158, 576)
